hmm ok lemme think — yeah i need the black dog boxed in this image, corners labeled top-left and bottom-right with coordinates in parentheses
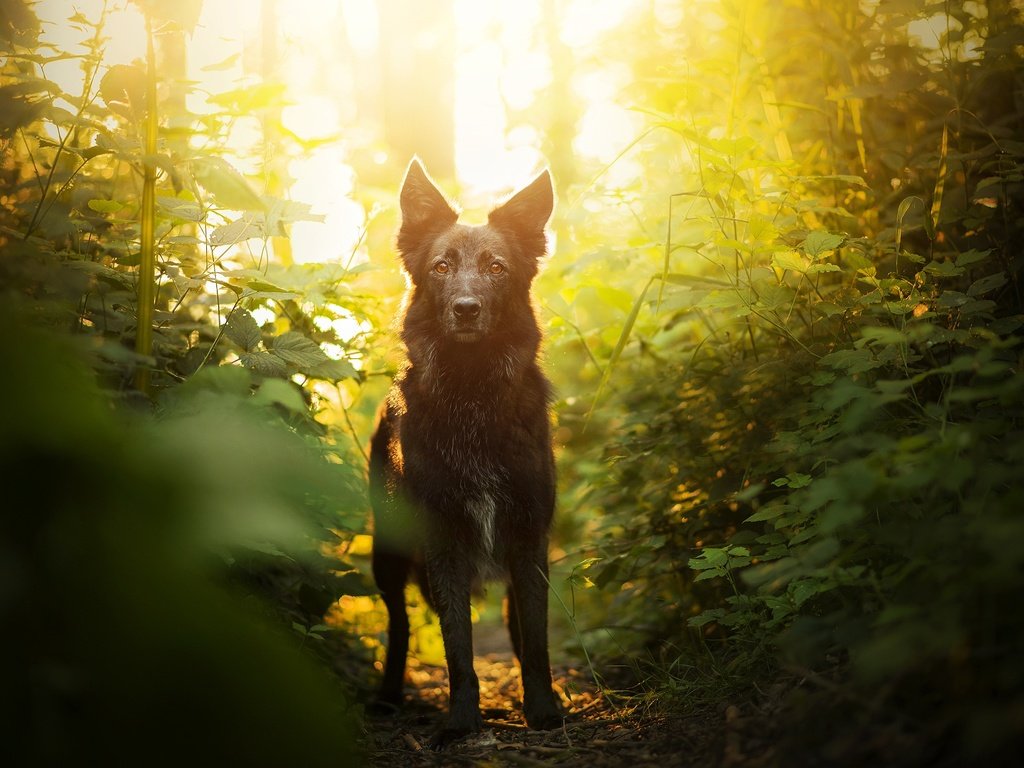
top-left (369, 159), bottom-right (561, 747)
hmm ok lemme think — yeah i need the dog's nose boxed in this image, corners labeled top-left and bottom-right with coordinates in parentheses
top-left (453, 297), bottom-right (481, 319)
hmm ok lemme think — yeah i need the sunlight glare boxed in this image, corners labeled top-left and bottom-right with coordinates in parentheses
top-left (453, 0), bottom-right (549, 198)
top-left (907, 14), bottom-right (955, 51)
top-left (560, 0), bottom-right (639, 48)
top-left (288, 150), bottom-right (366, 265)
top-left (31, 0), bottom-right (647, 263)
top-left (339, 0), bottom-right (379, 56)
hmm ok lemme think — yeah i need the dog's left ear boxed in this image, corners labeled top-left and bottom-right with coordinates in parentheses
top-left (488, 170), bottom-right (554, 238)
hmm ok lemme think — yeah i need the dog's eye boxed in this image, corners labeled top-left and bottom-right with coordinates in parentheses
top-left (489, 262), bottom-right (505, 275)
top-left (434, 261), bottom-right (449, 275)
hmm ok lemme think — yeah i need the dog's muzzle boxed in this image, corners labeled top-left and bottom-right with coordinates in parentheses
top-left (450, 297), bottom-right (484, 342)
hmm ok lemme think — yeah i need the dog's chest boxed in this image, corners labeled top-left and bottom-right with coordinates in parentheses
top-left (406, 396), bottom-right (513, 556)
top-left (411, 388), bottom-right (511, 470)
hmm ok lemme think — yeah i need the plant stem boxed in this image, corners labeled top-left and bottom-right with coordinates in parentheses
top-left (135, 13), bottom-right (158, 392)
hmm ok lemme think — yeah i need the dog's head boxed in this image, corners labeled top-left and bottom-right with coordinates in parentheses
top-left (396, 158), bottom-right (553, 345)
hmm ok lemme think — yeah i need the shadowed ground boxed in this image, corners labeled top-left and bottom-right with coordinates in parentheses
top-left (364, 615), bottom-right (770, 767)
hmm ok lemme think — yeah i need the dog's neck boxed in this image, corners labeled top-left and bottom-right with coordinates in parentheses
top-left (403, 332), bottom-right (538, 395)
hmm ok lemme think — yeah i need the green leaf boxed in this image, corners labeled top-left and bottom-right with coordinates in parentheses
top-left (748, 215), bottom-right (779, 244)
top-left (772, 473), bottom-right (812, 489)
top-left (223, 268), bottom-right (287, 292)
top-left (803, 231), bottom-right (845, 258)
top-left (885, 297), bottom-right (919, 315)
top-left (923, 260), bottom-right (964, 278)
top-left (210, 216), bottom-right (265, 246)
top-left (595, 284), bottom-right (638, 314)
top-left (687, 609), bottom-right (726, 628)
top-left (745, 503), bottom-right (792, 523)
top-left (819, 348), bottom-right (881, 374)
top-left (271, 332), bottom-right (329, 369)
top-left (734, 482), bottom-right (765, 503)
top-left (896, 196), bottom-right (925, 253)
top-left (244, 290), bottom-right (303, 302)
top-left (191, 156), bottom-right (266, 212)
top-left (690, 548), bottom-right (728, 569)
top-left (157, 196), bottom-right (204, 222)
top-left (955, 249), bottom-right (991, 268)
top-left (697, 288), bottom-right (748, 309)
top-left (201, 53), bottom-right (241, 72)
top-left (791, 579), bottom-right (825, 608)
top-left (265, 198), bottom-right (327, 230)
top-left (253, 379), bottom-right (306, 413)
top-left (239, 352), bottom-right (288, 377)
top-left (306, 358), bottom-right (359, 381)
top-left (841, 248), bottom-right (873, 271)
top-left (80, 145), bottom-right (112, 160)
top-left (772, 250), bottom-right (809, 273)
top-left (207, 82), bottom-right (288, 114)
top-left (87, 199), bottom-right (126, 213)
top-left (967, 271), bottom-right (1007, 297)
top-left (224, 309), bottom-right (261, 352)
top-left (806, 263), bottom-right (841, 274)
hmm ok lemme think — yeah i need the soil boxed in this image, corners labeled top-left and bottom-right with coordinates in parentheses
top-left (366, 654), bottom-right (723, 768)
top-left (362, 614), bottom-right (774, 768)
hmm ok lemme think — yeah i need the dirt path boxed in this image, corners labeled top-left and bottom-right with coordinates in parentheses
top-left (366, 651), bottom-right (730, 768)
top-left (360, 615), bottom-right (967, 768)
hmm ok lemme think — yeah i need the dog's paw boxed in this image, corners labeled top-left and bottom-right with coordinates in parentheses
top-left (367, 693), bottom-right (403, 718)
top-left (524, 699), bottom-right (563, 731)
top-left (428, 726), bottom-right (470, 751)
top-left (429, 712), bottom-right (484, 750)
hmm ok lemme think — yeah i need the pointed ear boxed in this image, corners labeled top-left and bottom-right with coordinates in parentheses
top-left (399, 157), bottom-right (458, 233)
top-left (488, 169), bottom-right (554, 237)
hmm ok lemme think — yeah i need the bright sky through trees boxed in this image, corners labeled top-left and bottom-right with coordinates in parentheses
top-left (33, 0), bottom-right (642, 263)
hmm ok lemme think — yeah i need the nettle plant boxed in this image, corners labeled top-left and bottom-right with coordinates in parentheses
top-left (2, 3), bottom-right (372, 399)
top-left (2, 3), bottom-right (384, 636)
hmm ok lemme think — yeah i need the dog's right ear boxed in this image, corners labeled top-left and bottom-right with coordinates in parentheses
top-left (397, 159), bottom-right (458, 265)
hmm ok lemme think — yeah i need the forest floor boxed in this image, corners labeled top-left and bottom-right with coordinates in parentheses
top-left (363, 618), bottom-right (783, 768)
top-left (361, 637), bottom-right (997, 768)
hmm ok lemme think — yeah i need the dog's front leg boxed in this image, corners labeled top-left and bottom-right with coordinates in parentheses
top-left (509, 541), bottom-right (563, 730)
top-left (426, 546), bottom-right (482, 749)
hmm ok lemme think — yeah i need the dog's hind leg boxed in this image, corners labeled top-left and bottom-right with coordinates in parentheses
top-left (508, 543), bottom-right (563, 730)
top-left (372, 547), bottom-right (411, 709)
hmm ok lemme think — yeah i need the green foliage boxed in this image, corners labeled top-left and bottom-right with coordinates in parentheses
top-left (0, 4), bottom-right (374, 397)
top-left (0, 2), bottom-right (380, 756)
top-left (547, 0), bottom-right (1024, 762)
top-left (0, 312), bottom-right (361, 765)
top-left (5, 0), bottom-right (1024, 763)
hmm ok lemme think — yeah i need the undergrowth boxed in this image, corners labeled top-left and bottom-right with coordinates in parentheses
top-left (3, 2), bottom-right (1023, 765)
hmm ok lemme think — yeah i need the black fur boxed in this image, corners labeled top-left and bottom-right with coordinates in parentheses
top-left (370, 159), bottom-right (561, 748)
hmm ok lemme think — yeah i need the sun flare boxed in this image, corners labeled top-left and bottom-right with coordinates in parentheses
top-left (32, 0), bottom-right (642, 263)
